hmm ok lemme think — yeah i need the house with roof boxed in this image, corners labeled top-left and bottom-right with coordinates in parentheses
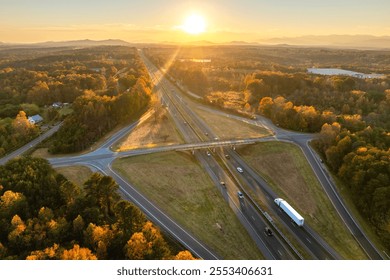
top-left (52, 102), bottom-right (63, 108)
top-left (28, 114), bottom-right (43, 125)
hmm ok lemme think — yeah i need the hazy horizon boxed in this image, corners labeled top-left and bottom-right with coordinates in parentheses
top-left (0, 0), bottom-right (389, 45)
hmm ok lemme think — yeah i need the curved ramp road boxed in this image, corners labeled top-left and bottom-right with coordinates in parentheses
top-left (1, 50), bottom-right (383, 260)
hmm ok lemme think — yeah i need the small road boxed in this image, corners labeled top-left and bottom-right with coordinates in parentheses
top-left (2, 51), bottom-right (383, 260)
top-left (0, 123), bottom-right (61, 166)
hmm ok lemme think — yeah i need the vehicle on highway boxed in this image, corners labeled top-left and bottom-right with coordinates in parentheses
top-left (264, 227), bottom-right (273, 236)
top-left (237, 167), bottom-right (243, 173)
top-left (237, 191), bottom-right (244, 199)
top-left (225, 154), bottom-right (230, 159)
top-left (206, 151), bottom-right (211, 156)
top-left (220, 181), bottom-right (226, 187)
top-left (274, 198), bottom-right (304, 226)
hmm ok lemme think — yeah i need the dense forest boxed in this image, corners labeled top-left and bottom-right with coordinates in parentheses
top-left (0, 157), bottom-right (195, 260)
top-left (49, 51), bottom-right (152, 153)
top-left (0, 46), bottom-right (152, 155)
top-left (0, 110), bottom-right (39, 156)
top-left (145, 46), bottom-right (390, 250)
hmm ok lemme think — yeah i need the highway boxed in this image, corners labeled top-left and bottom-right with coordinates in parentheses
top-left (193, 98), bottom-right (384, 260)
top-left (140, 52), bottom-right (340, 259)
top-left (0, 49), bottom-right (383, 260)
top-left (141, 52), bottom-right (299, 259)
top-left (224, 148), bottom-right (339, 259)
top-left (141, 51), bottom-right (384, 259)
top-left (143, 54), bottom-right (294, 259)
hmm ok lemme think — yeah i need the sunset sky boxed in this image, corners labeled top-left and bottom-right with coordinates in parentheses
top-left (0, 0), bottom-right (389, 43)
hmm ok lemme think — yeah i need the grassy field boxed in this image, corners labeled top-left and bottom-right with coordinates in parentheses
top-left (238, 142), bottom-right (367, 259)
top-left (114, 108), bottom-right (184, 151)
top-left (194, 107), bottom-right (271, 140)
top-left (112, 151), bottom-right (264, 259)
top-left (55, 165), bottom-right (93, 187)
top-left (58, 106), bottom-right (73, 116)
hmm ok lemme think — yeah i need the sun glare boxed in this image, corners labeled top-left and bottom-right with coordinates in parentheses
top-left (182, 14), bottom-right (206, 34)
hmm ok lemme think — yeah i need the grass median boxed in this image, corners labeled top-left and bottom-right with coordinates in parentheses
top-left (112, 151), bottom-right (264, 260)
top-left (238, 141), bottom-right (366, 259)
top-left (114, 107), bottom-right (184, 151)
top-left (194, 107), bottom-right (271, 140)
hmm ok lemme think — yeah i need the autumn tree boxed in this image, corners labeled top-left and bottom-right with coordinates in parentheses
top-left (124, 222), bottom-right (171, 260)
top-left (12, 111), bottom-right (38, 140)
top-left (173, 250), bottom-right (197, 260)
top-left (84, 223), bottom-right (114, 259)
top-left (26, 244), bottom-right (60, 260)
top-left (61, 244), bottom-right (97, 260)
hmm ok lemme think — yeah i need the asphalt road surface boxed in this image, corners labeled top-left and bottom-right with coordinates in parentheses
top-left (1, 50), bottom-right (383, 260)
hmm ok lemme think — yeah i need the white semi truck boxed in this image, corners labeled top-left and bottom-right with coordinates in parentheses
top-left (274, 198), bottom-right (304, 226)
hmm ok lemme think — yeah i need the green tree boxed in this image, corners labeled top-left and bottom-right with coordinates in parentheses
top-left (84, 173), bottom-right (120, 220)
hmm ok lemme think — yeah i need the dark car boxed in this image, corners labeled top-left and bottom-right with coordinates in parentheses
top-left (264, 227), bottom-right (273, 236)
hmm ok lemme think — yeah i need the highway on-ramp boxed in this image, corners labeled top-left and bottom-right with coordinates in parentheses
top-left (0, 50), bottom-right (383, 260)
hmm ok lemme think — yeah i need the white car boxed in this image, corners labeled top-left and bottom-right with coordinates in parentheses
top-left (236, 167), bottom-right (243, 173)
top-left (206, 151), bottom-right (211, 156)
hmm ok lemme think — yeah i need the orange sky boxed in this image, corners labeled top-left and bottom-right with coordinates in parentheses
top-left (0, 0), bottom-right (389, 43)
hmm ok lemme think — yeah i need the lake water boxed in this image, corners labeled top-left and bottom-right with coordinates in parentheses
top-left (307, 68), bottom-right (385, 79)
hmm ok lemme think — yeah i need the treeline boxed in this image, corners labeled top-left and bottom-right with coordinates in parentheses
top-left (0, 46), bottom-right (143, 112)
top-left (144, 46), bottom-right (390, 74)
top-left (0, 46), bottom-right (128, 110)
top-left (0, 46), bottom-right (150, 155)
top-left (0, 111), bottom-right (39, 157)
top-left (145, 46), bottom-right (390, 250)
top-left (0, 157), bottom-right (195, 260)
top-left (49, 69), bottom-right (151, 153)
top-left (314, 124), bottom-right (390, 248)
top-left (245, 72), bottom-right (389, 128)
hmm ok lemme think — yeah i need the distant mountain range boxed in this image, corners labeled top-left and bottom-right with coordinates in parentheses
top-left (261, 35), bottom-right (390, 49)
top-left (0, 35), bottom-right (389, 50)
top-left (34, 39), bottom-right (131, 47)
top-left (0, 39), bottom-right (131, 49)
top-left (163, 35), bottom-right (390, 49)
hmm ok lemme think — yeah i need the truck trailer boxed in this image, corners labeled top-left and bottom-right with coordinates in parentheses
top-left (274, 198), bottom-right (304, 226)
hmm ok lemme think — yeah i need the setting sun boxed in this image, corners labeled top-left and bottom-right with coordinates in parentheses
top-left (182, 14), bottom-right (206, 34)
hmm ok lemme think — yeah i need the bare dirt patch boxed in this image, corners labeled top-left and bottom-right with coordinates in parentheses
top-left (194, 107), bottom-right (271, 140)
top-left (116, 108), bottom-right (184, 151)
top-left (31, 148), bottom-right (52, 158)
